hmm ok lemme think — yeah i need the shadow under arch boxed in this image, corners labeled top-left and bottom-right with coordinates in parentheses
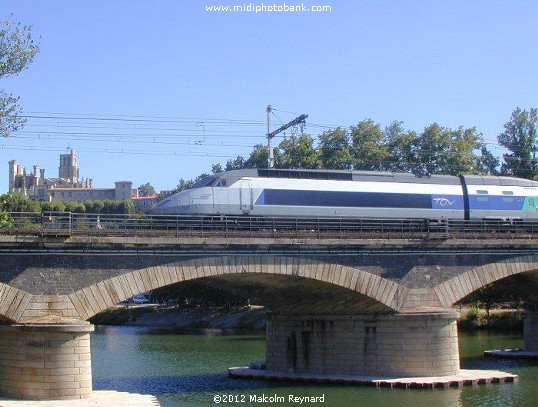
top-left (433, 254), bottom-right (538, 307)
top-left (68, 255), bottom-right (404, 320)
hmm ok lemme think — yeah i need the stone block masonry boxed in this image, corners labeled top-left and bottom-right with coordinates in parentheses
top-left (266, 311), bottom-right (460, 377)
top-left (0, 316), bottom-right (94, 400)
top-left (524, 308), bottom-right (538, 351)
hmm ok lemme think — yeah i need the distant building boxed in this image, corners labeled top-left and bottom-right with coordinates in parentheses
top-left (46, 181), bottom-right (135, 203)
top-left (8, 150), bottom-right (137, 202)
top-left (132, 194), bottom-right (160, 212)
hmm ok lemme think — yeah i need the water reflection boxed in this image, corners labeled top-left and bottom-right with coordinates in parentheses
top-left (91, 327), bottom-right (537, 407)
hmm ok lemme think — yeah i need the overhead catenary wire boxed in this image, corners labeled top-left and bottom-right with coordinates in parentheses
top-left (3, 110), bottom-right (517, 164)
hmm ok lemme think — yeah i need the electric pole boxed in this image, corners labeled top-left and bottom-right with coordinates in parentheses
top-left (267, 105), bottom-right (273, 168)
top-left (266, 105), bottom-right (308, 168)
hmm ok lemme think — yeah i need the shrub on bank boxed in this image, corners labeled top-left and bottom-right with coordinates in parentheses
top-left (458, 308), bottom-right (523, 330)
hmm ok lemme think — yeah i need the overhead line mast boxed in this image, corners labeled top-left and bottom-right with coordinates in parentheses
top-left (266, 105), bottom-right (308, 168)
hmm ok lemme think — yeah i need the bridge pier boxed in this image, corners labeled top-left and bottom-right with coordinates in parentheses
top-left (524, 307), bottom-right (538, 351)
top-left (265, 311), bottom-right (460, 377)
top-left (0, 316), bottom-right (94, 400)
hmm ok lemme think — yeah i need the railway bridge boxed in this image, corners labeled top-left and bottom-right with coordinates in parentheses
top-left (0, 213), bottom-right (537, 400)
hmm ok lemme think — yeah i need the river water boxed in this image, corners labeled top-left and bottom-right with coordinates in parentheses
top-left (91, 327), bottom-right (537, 407)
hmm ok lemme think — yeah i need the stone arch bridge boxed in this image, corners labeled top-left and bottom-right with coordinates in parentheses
top-left (0, 234), bottom-right (536, 400)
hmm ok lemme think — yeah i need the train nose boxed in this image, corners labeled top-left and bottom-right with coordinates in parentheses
top-left (150, 190), bottom-right (190, 214)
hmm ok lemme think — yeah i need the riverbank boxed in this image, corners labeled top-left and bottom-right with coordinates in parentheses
top-left (90, 304), bottom-right (267, 330)
top-left (89, 305), bottom-right (523, 331)
top-left (458, 307), bottom-right (523, 330)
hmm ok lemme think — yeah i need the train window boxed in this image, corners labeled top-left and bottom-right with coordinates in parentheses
top-left (503, 197), bottom-right (514, 202)
top-left (258, 168), bottom-right (353, 181)
top-left (502, 191), bottom-right (514, 195)
top-left (192, 175), bottom-right (217, 188)
top-left (477, 197), bottom-right (489, 202)
top-left (530, 198), bottom-right (536, 207)
top-left (476, 190), bottom-right (488, 194)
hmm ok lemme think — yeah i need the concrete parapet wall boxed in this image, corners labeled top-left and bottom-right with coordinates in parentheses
top-left (0, 320), bottom-right (94, 400)
top-left (266, 312), bottom-right (460, 377)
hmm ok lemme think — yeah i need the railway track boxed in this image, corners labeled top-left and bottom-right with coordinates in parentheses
top-left (0, 212), bottom-right (537, 240)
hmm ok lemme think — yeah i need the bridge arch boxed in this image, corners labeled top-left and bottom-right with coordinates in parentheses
top-left (66, 255), bottom-right (404, 321)
top-left (433, 255), bottom-right (538, 307)
top-left (0, 282), bottom-right (31, 323)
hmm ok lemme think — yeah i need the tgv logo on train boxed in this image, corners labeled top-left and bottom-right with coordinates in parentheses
top-left (432, 198), bottom-right (455, 207)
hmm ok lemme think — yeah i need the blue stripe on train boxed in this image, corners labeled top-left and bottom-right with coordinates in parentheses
top-left (468, 195), bottom-right (526, 211)
top-left (255, 189), bottom-right (458, 209)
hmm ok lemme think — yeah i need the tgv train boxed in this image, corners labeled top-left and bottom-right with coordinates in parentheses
top-left (151, 168), bottom-right (538, 221)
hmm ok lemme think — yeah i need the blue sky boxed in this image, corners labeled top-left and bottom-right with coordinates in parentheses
top-left (1, 1), bottom-right (537, 193)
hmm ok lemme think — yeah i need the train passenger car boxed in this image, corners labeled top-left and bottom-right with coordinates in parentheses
top-left (461, 175), bottom-right (538, 220)
top-left (151, 168), bottom-right (538, 220)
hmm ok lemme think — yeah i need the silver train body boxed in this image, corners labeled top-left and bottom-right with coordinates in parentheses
top-left (151, 169), bottom-right (538, 221)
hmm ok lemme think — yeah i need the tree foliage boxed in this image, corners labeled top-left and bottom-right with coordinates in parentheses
top-left (497, 107), bottom-right (538, 180)
top-left (0, 193), bottom-right (40, 212)
top-left (317, 128), bottom-right (352, 169)
top-left (175, 173), bottom-right (210, 192)
top-left (409, 124), bottom-right (483, 176)
top-left (245, 144), bottom-right (269, 169)
top-left (349, 119), bottom-right (388, 171)
top-left (0, 18), bottom-right (40, 138)
top-left (476, 146), bottom-right (500, 176)
top-left (0, 194), bottom-right (135, 214)
top-left (138, 182), bottom-right (156, 197)
top-left (125, 110), bottom-right (538, 197)
top-left (225, 156), bottom-right (245, 171)
top-left (199, 118), bottom-right (496, 180)
top-left (275, 134), bottom-right (320, 169)
top-left (383, 121), bottom-right (416, 173)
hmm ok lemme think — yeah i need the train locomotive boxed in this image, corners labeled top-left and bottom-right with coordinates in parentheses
top-left (150, 168), bottom-right (538, 221)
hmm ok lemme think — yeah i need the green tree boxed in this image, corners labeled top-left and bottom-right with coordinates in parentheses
top-left (41, 201), bottom-right (66, 212)
top-left (317, 128), bottom-right (352, 169)
top-left (175, 173), bottom-right (211, 193)
top-left (275, 134), bottom-right (320, 169)
top-left (64, 201), bottom-right (86, 213)
top-left (383, 121), bottom-right (416, 173)
top-left (176, 178), bottom-right (195, 192)
top-left (497, 107), bottom-right (538, 180)
top-left (116, 200), bottom-right (135, 214)
top-left (446, 126), bottom-right (483, 175)
top-left (349, 119), bottom-right (389, 171)
top-left (409, 124), bottom-right (482, 176)
top-left (0, 193), bottom-right (40, 212)
top-left (211, 163), bottom-right (224, 174)
top-left (0, 18), bottom-right (40, 138)
top-left (411, 123), bottom-right (452, 176)
top-left (225, 156), bottom-right (245, 171)
top-left (137, 182), bottom-right (156, 197)
top-left (98, 200), bottom-right (133, 214)
top-left (84, 200), bottom-right (104, 213)
top-left (476, 146), bottom-right (500, 175)
top-left (245, 144), bottom-right (269, 168)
